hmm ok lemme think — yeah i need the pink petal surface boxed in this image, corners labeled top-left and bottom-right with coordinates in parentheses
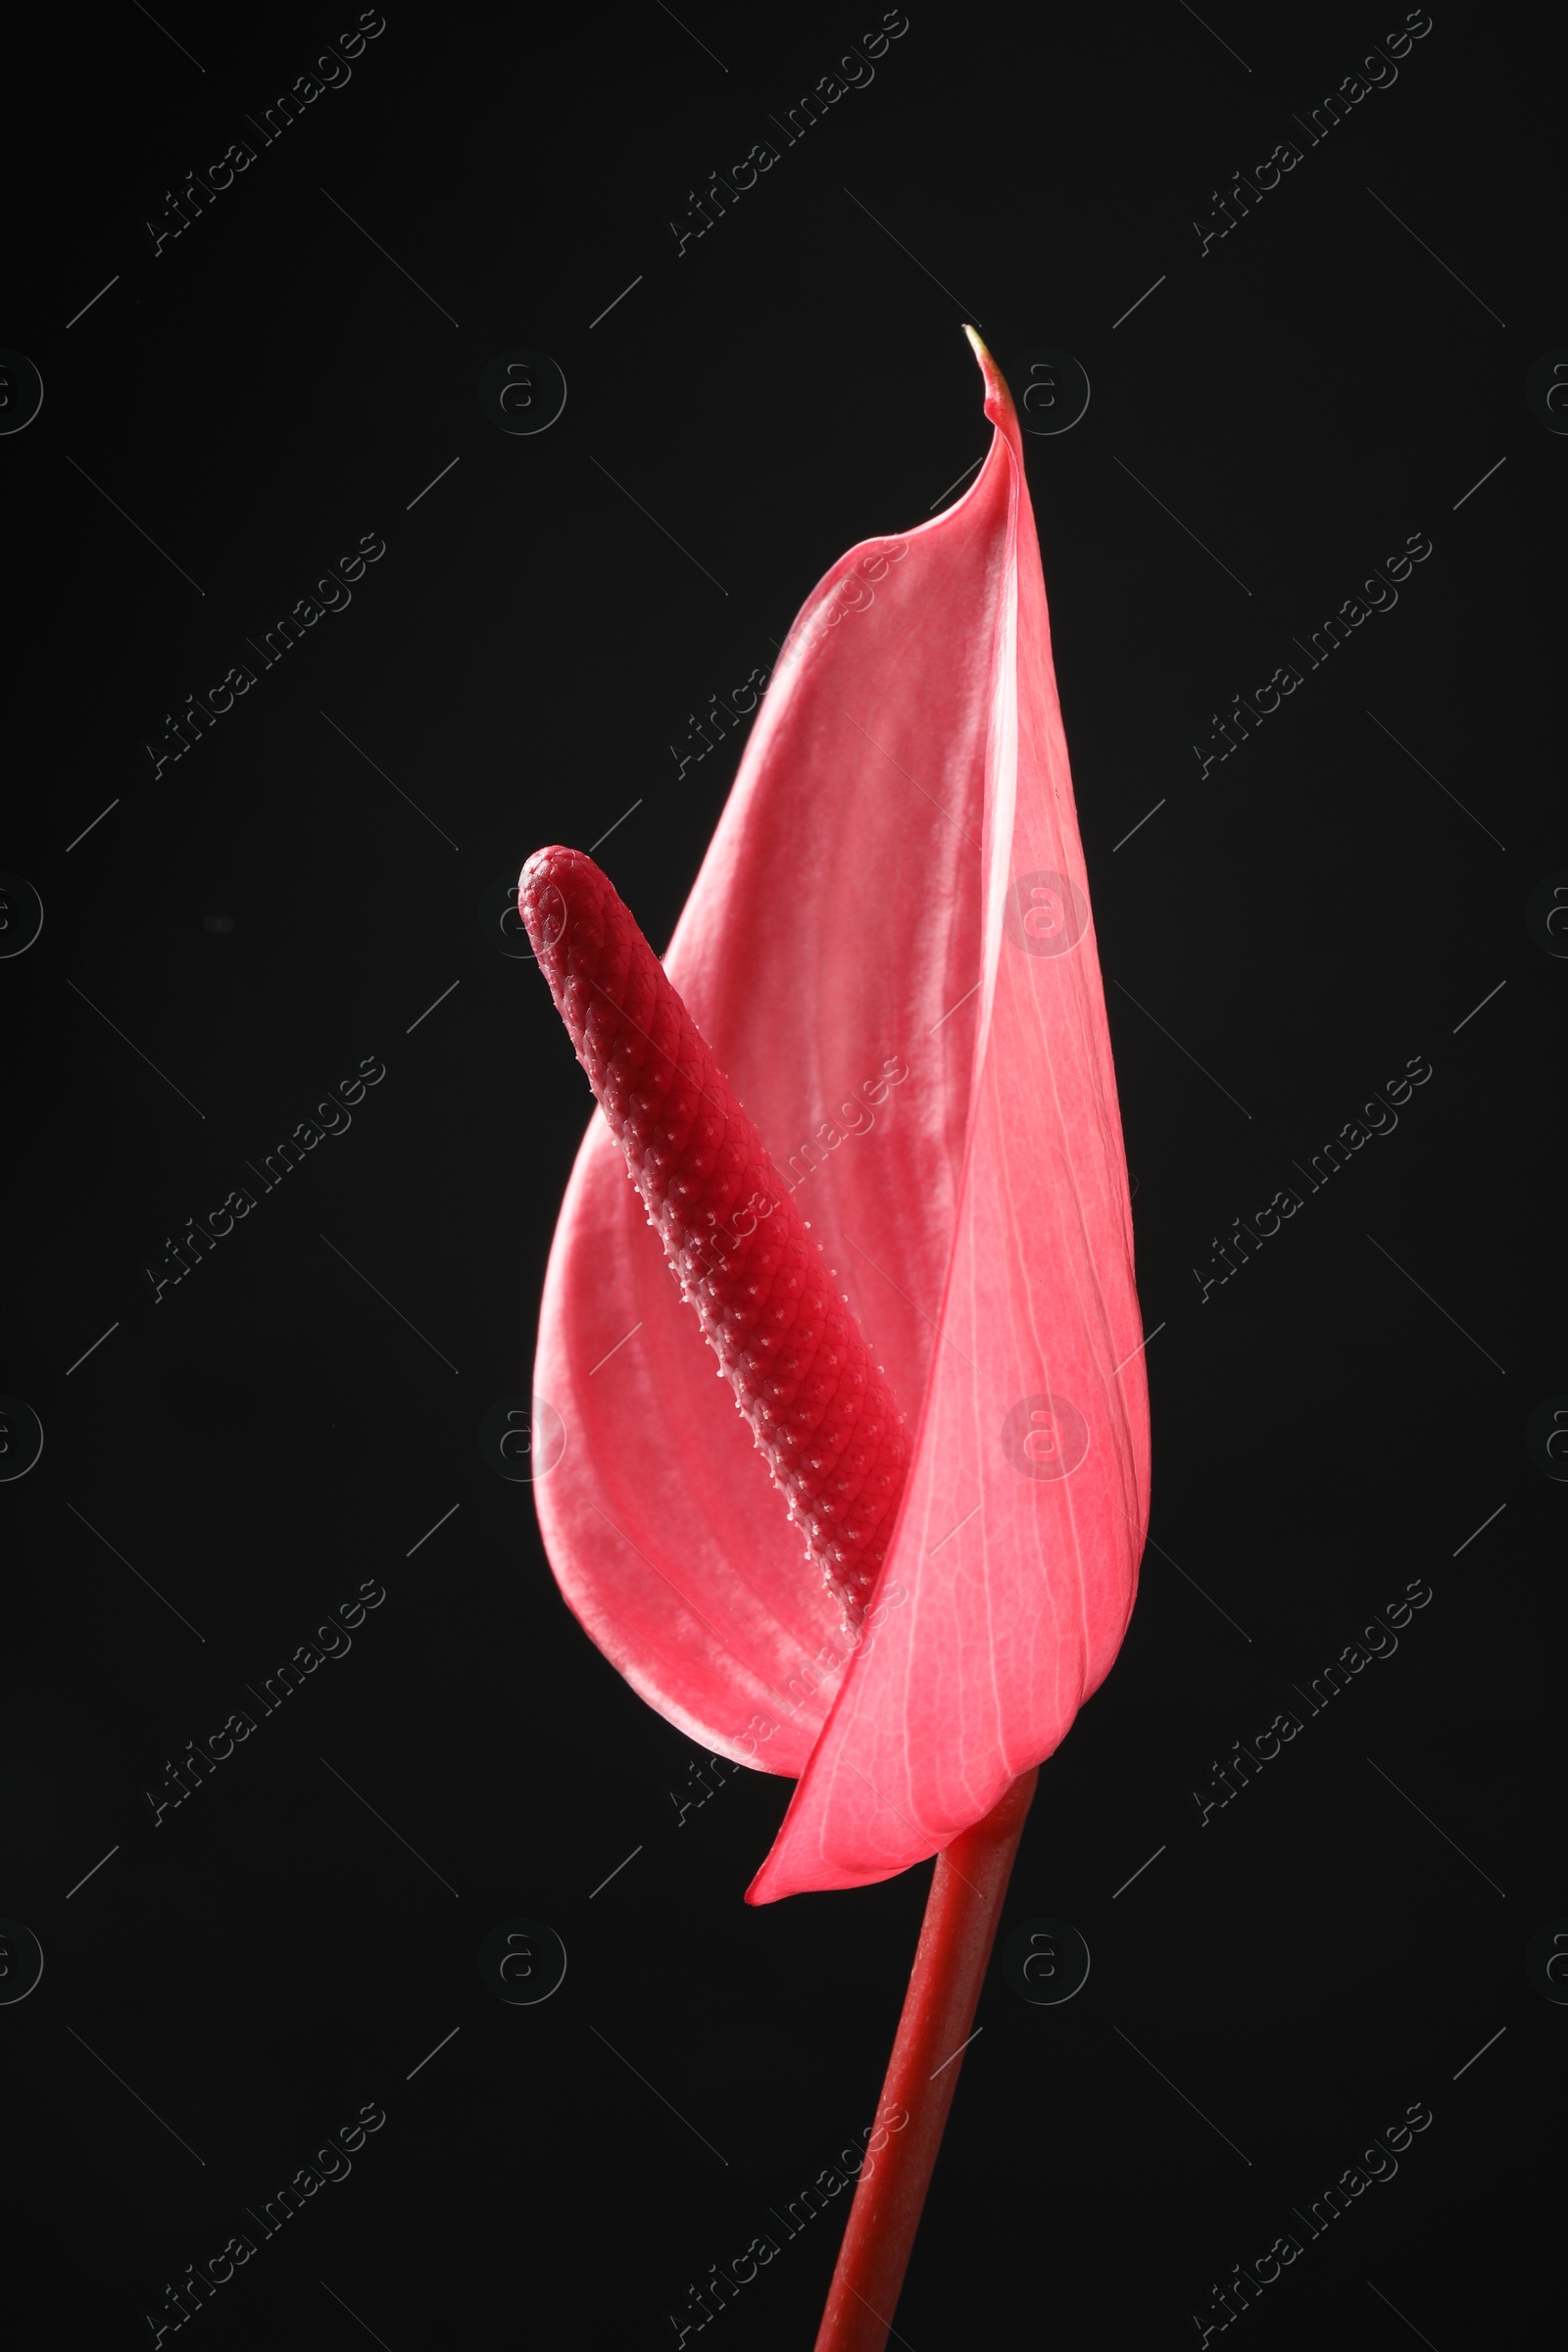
top-left (530, 333), bottom-right (1150, 1886)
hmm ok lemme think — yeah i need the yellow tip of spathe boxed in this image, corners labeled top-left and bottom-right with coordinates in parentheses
top-left (962, 323), bottom-right (1014, 426)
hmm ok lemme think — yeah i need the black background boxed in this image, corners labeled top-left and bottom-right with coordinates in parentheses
top-left (4, 2), bottom-right (1560, 2345)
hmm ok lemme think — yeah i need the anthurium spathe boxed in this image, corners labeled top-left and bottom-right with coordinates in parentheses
top-left (523, 329), bottom-right (1150, 1907)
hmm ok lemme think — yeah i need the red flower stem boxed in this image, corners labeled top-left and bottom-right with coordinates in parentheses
top-left (813, 1767), bottom-right (1039, 2351)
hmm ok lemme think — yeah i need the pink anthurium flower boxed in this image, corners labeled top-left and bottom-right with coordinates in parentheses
top-left (520, 329), bottom-right (1149, 2348)
top-left (524, 328), bottom-right (1149, 1885)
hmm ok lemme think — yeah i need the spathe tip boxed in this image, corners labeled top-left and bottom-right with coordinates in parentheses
top-left (962, 324), bottom-right (1015, 428)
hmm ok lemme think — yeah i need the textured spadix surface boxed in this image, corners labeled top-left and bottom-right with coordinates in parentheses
top-left (527, 332), bottom-right (1150, 1899)
top-left (520, 844), bottom-right (908, 1625)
